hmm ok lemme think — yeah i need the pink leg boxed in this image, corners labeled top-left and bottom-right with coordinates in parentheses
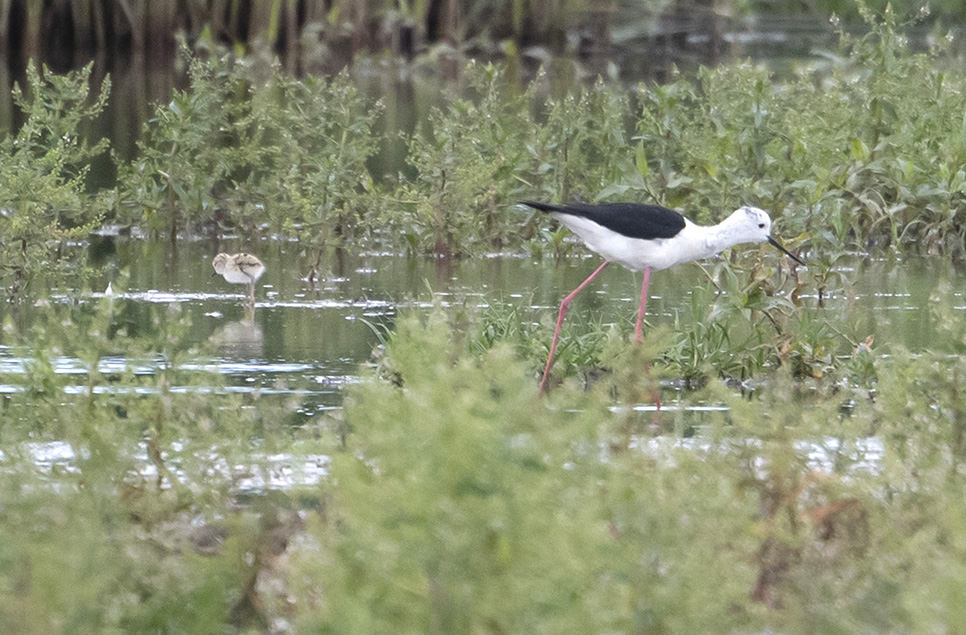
top-left (633, 266), bottom-right (661, 411)
top-left (635, 266), bottom-right (651, 343)
top-left (540, 261), bottom-right (610, 395)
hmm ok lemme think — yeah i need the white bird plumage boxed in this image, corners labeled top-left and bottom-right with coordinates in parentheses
top-left (549, 205), bottom-right (797, 271)
top-left (521, 201), bottom-right (804, 395)
top-left (212, 252), bottom-right (265, 305)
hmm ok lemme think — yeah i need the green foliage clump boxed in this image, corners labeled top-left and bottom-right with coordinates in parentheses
top-left (0, 297), bottom-right (309, 633)
top-left (119, 49), bottom-right (258, 238)
top-left (389, 63), bottom-right (634, 257)
top-left (394, 63), bottom-right (533, 256)
top-left (11, 5), bottom-right (966, 269)
top-left (118, 48), bottom-right (380, 250)
top-left (618, 7), bottom-right (966, 258)
top-left (375, 6), bottom-right (966, 262)
top-left (283, 308), bottom-right (966, 632)
top-left (293, 311), bottom-right (756, 633)
top-left (6, 299), bottom-right (966, 631)
top-left (0, 62), bottom-right (110, 296)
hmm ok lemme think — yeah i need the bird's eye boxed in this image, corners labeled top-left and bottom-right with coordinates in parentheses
top-left (758, 223), bottom-right (765, 229)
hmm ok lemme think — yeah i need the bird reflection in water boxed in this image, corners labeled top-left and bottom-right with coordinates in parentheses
top-left (209, 318), bottom-right (264, 360)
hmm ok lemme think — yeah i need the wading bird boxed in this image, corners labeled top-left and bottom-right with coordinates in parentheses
top-left (522, 201), bottom-right (804, 394)
top-left (212, 252), bottom-right (266, 306)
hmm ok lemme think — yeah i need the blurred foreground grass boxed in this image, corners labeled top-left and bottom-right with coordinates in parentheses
top-left (3, 300), bottom-right (966, 633)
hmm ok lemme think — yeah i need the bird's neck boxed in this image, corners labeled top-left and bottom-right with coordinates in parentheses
top-left (701, 219), bottom-right (749, 255)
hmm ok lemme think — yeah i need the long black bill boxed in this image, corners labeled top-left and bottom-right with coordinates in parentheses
top-left (768, 236), bottom-right (805, 266)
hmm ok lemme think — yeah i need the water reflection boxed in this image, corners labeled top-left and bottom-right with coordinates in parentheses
top-left (6, 432), bottom-right (884, 492)
top-left (209, 318), bottom-right (264, 360)
top-left (2, 237), bottom-right (966, 417)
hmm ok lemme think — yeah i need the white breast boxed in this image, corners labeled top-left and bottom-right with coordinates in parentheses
top-left (221, 269), bottom-right (255, 284)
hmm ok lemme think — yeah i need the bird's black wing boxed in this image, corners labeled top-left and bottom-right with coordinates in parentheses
top-left (521, 201), bottom-right (686, 240)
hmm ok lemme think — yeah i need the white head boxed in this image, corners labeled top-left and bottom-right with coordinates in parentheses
top-left (721, 206), bottom-right (772, 242)
top-left (719, 206), bottom-right (804, 265)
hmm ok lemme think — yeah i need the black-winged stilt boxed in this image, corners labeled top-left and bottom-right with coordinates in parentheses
top-left (522, 201), bottom-right (804, 394)
top-left (212, 252), bottom-right (266, 306)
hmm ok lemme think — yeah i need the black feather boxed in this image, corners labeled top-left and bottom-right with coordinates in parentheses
top-left (521, 201), bottom-right (686, 240)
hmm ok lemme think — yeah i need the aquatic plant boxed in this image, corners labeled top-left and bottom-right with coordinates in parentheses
top-left (4, 286), bottom-right (966, 631)
top-left (84, 4), bottom-right (966, 268)
top-left (0, 296), bottom-right (311, 632)
top-left (119, 49), bottom-right (261, 239)
top-left (118, 48), bottom-right (379, 254)
top-left (392, 62), bottom-right (535, 256)
top-left (295, 311), bottom-right (756, 632)
top-left (279, 307), bottom-right (966, 631)
top-left (5, 3), bottom-right (966, 391)
top-left (0, 62), bottom-right (110, 296)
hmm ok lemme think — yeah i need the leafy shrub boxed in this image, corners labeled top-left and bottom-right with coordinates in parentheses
top-left (391, 63), bottom-right (535, 256)
top-left (618, 6), bottom-right (966, 257)
top-left (288, 306), bottom-right (966, 632)
top-left (0, 62), bottom-right (110, 296)
top-left (293, 311), bottom-right (757, 632)
top-left (118, 49), bottom-right (379, 253)
top-left (0, 297), bottom-right (306, 632)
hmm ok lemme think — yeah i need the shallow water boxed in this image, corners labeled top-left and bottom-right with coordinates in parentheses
top-left (1, 237), bottom-right (963, 416)
top-left (1, 236), bottom-right (963, 492)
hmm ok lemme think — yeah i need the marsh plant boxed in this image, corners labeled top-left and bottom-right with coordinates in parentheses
top-left (6, 6), bottom-right (966, 275)
top-left (1, 5), bottom-right (961, 392)
top-left (116, 5), bottom-right (966, 267)
top-left (119, 47), bottom-right (380, 255)
top-left (0, 62), bottom-right (110, 296)
top-left (394, 63), bottom-right (533, 256)
top-left (1, 302), bottom-right (965, 631)
top-left (283, 310), bottom-right (966, 632)
top-left (0, 296), bottom-right (313, 632)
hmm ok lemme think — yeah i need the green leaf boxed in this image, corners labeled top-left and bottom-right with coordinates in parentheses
top-left (596, 183), bottom-right (631, 201)
top-left (850, 138), bottom-right (870, 162)
top-left (635, 143), bottom-right (649, 179)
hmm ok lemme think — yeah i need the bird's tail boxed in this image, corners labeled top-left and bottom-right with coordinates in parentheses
top-left (519, 200), bottom-right (562, 213)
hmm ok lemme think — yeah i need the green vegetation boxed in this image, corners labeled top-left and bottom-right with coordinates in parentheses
top-left (4, 4), bottom-right (966, 632)
top-left (119, 52), bottom-right (379, 261)
top-left (301, 312), bottom-right (966, 632)
top-left (0, 296), bottom-right (308, 632)
top-left (8, 5), bottom-right (962, 276)
top-left (5, 298), bottom-right (966, 631)
top-left (105, 6), bottom-right (966, 264)
top-left (91, 6), bottom-right (966, 388)
top-left (0, 61), bottom-right (110, 294)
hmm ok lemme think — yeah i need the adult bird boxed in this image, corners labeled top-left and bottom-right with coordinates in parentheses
top-left (522, 201), bottom-right (804, 394)
top-left (212, 252), bottom-right (266, 306)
